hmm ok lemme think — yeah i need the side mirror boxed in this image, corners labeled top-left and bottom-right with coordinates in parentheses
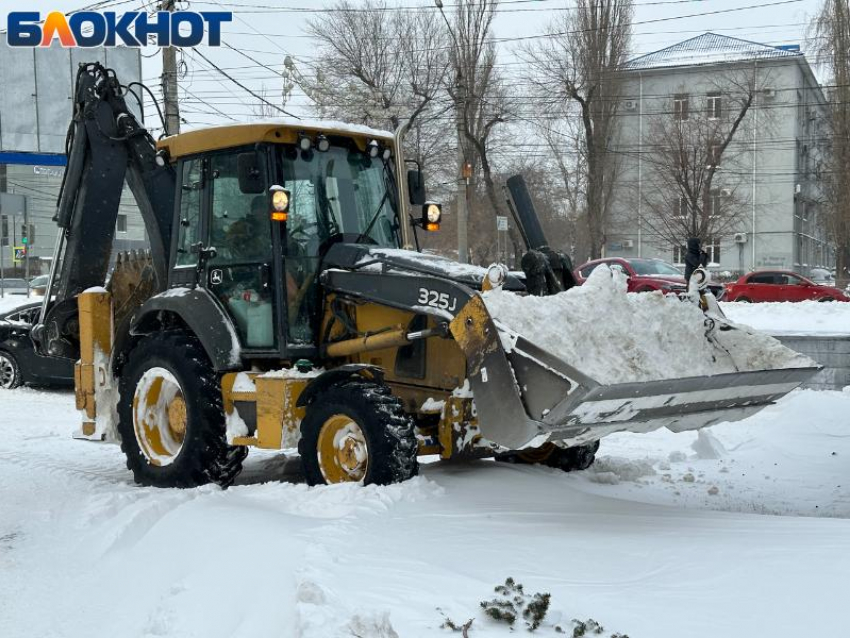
top-left (237, 152), bottom-right (265, 194)
top-left (408, 169), bottom-right (426, 206)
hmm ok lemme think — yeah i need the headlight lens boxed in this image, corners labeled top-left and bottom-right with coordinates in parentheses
top-left (272, 189), bottom-right (290, 212)
top-left (426, 203), bottom-right (441, 223)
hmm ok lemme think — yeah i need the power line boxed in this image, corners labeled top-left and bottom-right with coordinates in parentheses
top-left (192, 49), bottom-right (299, 118)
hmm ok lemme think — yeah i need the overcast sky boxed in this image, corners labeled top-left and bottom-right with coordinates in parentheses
top-left (8, 0), bottom-right (826, 130)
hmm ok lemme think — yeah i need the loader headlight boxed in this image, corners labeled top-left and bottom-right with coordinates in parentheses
top-left (422, 202), bottom-right (442, 231)
top-left (316, 134), bottom-right (330, 152)
top-left (270, 187), bottom-right (291, 221)
top-left (298, 134), bottom-right (313, 152)
top-left (367, 139), bottom-right (380, 158)
top-left (486, 263), bottom-right (508, 289)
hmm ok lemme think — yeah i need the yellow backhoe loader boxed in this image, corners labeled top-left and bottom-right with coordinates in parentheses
top-left (33, 63), bottom-right (818, 488)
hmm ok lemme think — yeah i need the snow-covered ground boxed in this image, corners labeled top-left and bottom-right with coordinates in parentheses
top-left (1, 388), bottom-right (848, 637)
top-left (722, 300), bottom-right (850, 336)
top-left (0, 294), bottom-right (42, 315)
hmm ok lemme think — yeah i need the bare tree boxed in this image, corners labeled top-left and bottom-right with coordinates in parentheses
top-left (524, 0), bottom-right (633, 259)
top-left (812, 0), bottom-right (850, 285)
top-left (443, 0), bottom-right (519, 264)
top-left (298, 0), bottom-right (451, 172)
top-left (639, 72), bottom-right (758, 249)
top-left (252, 86), bottom-right (278, 119)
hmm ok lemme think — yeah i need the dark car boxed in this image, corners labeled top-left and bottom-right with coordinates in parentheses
top-left (0, 302), bottom-right (74, 389)
top-left (574, 257), bottom-right (725, 299)
top-left (723, 270), bottom-right (850, 303)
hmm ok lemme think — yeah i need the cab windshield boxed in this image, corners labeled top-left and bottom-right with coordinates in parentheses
top-left (277, 143), bottom-right (401, 252)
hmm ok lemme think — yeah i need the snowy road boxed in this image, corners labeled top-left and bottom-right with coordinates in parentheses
top-left (1, 388), bottom-right (849, 637)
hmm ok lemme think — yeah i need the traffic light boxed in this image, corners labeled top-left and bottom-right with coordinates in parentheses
top-left (20, 224), bottom-right (34, 246)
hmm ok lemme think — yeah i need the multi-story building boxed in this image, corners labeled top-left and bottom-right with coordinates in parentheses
top-left (606, 33), bottom-right (833, 278)
top-left (0, 37), bottom-right (146, 278)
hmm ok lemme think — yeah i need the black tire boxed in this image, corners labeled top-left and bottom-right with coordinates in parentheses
top-left (298, 379), bottom-right (418, 486)
top-left (735, 296), bottom-right (752, 303)
top-left (818, 297), bottom-right (835, 302)
top-left (117, 332), bottom-right (247, 488)
top-left (498, 441), bottom-right (599, 472)
top-left (0, 350), bottom-right (21, 389)
top-left (546, 441), bottom-right (600, 472)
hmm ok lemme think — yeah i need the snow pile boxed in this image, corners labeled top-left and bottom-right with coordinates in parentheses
top-left (721, 300), bottom-right (850, 336)
top-left (691, 429), bottom-right (726, 460)
top-left (484, 265), bottom-right (813, 384)
top-left (589, 456), bottom-right (657, 485)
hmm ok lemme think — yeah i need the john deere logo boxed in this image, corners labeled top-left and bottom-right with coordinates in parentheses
top-left (7, 11), bottom-right (232, 47)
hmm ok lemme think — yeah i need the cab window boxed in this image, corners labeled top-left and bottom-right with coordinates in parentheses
top-left (209, 153), bottom-right (272, 265)
top-left (175, 158), bottom-right (204, 267)
top-left (206, 151), bottom-right (276, 350)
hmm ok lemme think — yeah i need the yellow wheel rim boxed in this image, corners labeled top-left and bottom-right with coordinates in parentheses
top-left (316, 414), bottom-right (369, 484)
top-left (132, 367), bottom-right (187, 466)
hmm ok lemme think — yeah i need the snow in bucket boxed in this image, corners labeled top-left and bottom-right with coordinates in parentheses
top-left (483, 264), bottom-right (813, 385)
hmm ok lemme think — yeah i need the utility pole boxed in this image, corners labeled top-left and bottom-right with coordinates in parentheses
top-left (456, 118), bottom-right (469, 264)
top-left (161, 0), bottom-right (181, 136)
top-left (435, 0), bottom-right (469, 264)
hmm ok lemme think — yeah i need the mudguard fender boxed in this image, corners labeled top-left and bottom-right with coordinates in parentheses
top-left (130, 287), bottom-right (242, 371)
top-left (296, 364), bottom-right (385, 408)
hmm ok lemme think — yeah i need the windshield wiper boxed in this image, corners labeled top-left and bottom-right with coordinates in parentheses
top-left (354, 190), bottom-right (389, 244)
top-left (354, 160), bottom-right (394, 244)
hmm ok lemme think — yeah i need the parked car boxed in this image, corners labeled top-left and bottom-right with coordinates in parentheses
top-left (28, 274), bottom-right (50, 296)
top-left (808, 268), bottom-right (836, 287)
top-left (723, 270), bottom-right (850, 303)
top-left (574, 257), bottom-right (725, 299)
top-left (0, 278), bottom-right (29, 296)
top-left (0, 302), bottom-right (74, 389)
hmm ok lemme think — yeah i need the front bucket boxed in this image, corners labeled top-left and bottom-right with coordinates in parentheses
top-left (466, 328), bottom-right (820, 450)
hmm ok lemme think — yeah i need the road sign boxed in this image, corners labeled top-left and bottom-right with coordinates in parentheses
top-left (496, 216), bottom-right (508, 231)
top-left (13, 246), bottom-right (25, 263)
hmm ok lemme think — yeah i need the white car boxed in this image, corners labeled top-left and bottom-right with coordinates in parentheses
top-left (809, 268), bottom-right (836, 286)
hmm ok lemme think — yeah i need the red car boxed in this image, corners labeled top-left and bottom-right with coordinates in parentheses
top-left (723, 270), bottom-right (849, 303)
top-left (574, 257), bottom-right (725, 298)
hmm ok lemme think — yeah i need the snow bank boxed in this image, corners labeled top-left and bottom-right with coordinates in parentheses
top-left (484, 266), bottom-right (813, 385)
top-left (721, 300), bottom-right (850, 336)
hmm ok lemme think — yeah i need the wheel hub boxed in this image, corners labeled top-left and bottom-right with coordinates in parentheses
top-left (0, 354), bottom-right (16, 389)
top-left (316, 414), bottom-right (369, 483)
top-left (132, 367), bottom-right (187, 466)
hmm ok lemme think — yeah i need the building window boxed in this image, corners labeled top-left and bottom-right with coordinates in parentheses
top-left (0, 216), bottom-right (7, 247)
top-left (673, 94), bottom-right (689, 121)
top-left (672, 238), bottom-right (721, 265)
top-left (707, 189), bottom-right (721, 218)
top-left (707, 93), bottom-right (722, 120)
top-left (706, 238), bottom-right (721, 264)
top-left (116, 214), bottom-right (128, 233)
top-left (708, 143), bottom-right (722, 168)
top-left (675, 195), bottom-right (689, 219)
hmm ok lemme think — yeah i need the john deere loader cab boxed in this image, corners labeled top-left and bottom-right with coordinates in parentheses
top-left (36, 62), bottom-right (819, 491)
top-left (164, 128), bottom-right (405, 359)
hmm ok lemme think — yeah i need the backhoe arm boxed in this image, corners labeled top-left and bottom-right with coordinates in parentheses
top-left (35, 62), bottom-right (176, 359)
